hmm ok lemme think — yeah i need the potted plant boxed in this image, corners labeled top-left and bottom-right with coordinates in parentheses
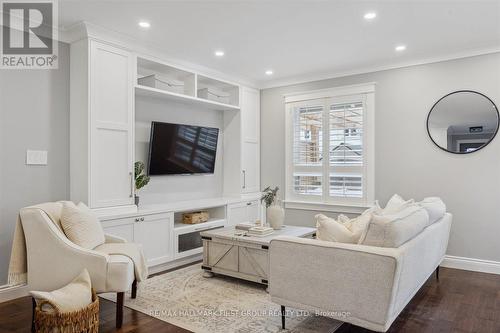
top-left (134, 161), bottom-right (150, 206)
top-left (261, 186), bottom-right (285, 229)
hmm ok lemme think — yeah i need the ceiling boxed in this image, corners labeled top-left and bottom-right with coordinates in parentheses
top-left (59, 1), bottom-right (500, 88)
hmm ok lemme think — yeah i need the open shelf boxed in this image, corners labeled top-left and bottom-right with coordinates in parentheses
top-left (173, 217), bottom-right (226, 232)
top-left (135, 84), bottom-right (240, 111)
top-left (197, 75), bottom-right (239, 106)
top-left (137, 57), bottom-right (196, 97)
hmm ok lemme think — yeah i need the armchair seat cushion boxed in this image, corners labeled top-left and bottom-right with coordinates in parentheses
top-left (105, 254), bottom-right (135, 292)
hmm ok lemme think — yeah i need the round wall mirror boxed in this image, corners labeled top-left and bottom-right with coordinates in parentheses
top-left (427, 90), bottom-right (499, 154)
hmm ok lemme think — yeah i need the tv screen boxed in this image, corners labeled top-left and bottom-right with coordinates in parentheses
top-left (148, 121), bottom-right (219, 175)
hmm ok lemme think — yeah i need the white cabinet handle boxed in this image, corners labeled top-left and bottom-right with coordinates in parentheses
top-left (242, 170), bottom-right (246, 189)
top-left (129, 172), bottom-right (134, 198)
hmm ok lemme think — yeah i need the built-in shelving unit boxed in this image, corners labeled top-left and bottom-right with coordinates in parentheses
top-left (135, 56), bottom-right (240, 112)
top-left (135, 84), bottom-right (240, 111)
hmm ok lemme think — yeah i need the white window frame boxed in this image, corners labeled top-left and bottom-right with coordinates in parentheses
top-left (284, 83), bottom-right (375, 212)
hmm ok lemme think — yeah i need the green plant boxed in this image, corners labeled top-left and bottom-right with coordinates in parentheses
top-left (261, 186), bottom-right (279, 208)
top-left (134, 161), bottom-right (150, 191)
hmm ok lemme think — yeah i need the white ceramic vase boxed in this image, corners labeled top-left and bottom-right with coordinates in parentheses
top-left (267, 204), bottom-right (285, 230)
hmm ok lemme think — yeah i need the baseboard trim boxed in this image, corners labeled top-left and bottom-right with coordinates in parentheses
top-left (0, 284), bottom-right (29, 303)
top-left (441, 255), bottom-right (500, 275)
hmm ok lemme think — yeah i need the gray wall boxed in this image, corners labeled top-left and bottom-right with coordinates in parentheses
top-left (261, 52), bottom-right (500, 262)
top-left (0, 42), bottom-right (70, 285)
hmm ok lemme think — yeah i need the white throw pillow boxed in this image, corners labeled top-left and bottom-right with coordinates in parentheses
top-left (315, 214), bottom-right (357, 244)
top-left (361, 205), bottom-right (430, 248)
top-left (60, 202), bottom-right (105, 250)
top-left (418, 197), bottom-right (446, 225)
top-left (31, 269), bottom-right (92, 313)
top-left (383, 194), bottom-right (415, 214)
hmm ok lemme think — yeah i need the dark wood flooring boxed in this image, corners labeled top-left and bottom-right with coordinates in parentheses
top-left (0, 267), bottom-right (498, 333)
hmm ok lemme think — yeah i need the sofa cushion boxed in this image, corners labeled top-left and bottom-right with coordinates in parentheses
top-left (316, 214), bottom-right (357, 243)
top-left (60, 202), bottom-right (105, 250)
top-left (418, 197), bottom-right (446, 225)
top-left (30, 269), bottom-right (92, 313)
top-left (361, 205), bottom-right (430, 247)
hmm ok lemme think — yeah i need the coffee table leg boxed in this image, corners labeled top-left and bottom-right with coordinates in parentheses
top-left (203, 271), bottom-right (214, 278)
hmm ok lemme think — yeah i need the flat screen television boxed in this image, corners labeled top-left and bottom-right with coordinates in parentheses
top-left (148, 121), bottom-right (219, 175)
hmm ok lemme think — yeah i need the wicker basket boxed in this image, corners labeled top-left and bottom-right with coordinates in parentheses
top-left (33, 289), bottom-right (99, 333)
top-left (182, 211), bottom-right (209, 224)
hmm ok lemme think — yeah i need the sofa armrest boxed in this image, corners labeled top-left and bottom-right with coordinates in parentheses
top-left (269, 236), bottom-right (402, 329)
top-left (105, 233), bottom-right (127, 244)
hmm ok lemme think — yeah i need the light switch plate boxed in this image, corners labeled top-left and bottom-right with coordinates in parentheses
top-left (26, 150), bottom-right (48, 165)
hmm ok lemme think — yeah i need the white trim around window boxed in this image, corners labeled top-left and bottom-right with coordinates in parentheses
top-left (284, 83), bottom-right (375, 210)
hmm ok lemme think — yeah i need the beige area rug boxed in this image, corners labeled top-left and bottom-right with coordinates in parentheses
top-left (101, 264), bottom-right (343, 333)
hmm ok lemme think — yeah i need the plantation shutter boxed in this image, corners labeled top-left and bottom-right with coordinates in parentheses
top-left (291, 102), bottom-right (323, 196)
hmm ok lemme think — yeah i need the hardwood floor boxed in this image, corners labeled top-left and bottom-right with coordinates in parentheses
top-left (0, 267), bottom-right (498, 333)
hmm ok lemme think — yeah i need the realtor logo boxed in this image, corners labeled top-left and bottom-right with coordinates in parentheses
top-left (1, 0), bottom-right (58, 69)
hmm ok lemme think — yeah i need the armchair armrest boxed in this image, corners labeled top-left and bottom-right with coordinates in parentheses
top-left (105, 233), bottom-right (127, 244)
top-left (269, 236), bottom-right (402, 329)
top-left (21, 208), bottom-right (110, 292)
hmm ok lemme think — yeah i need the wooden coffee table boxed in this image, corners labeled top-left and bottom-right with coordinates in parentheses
top-left (200, 225), bottom-right (316, 287)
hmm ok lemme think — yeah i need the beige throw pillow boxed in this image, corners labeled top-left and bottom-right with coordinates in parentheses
top-left (383, 194), bottom-right (415, 214)
top-left (316, 214), bottom-right (357, 244)
top-left (31, 269), bottom-right (92, 313)
top-left (361, 205), bottom-right (430, 248)
top-left (60, 202), bottom-right (105, 250)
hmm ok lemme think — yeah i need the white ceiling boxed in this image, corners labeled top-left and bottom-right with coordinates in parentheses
top-left (59, 0), bottom-right (500, 88)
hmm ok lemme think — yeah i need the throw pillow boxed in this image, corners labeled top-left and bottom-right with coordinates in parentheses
top-left (60, 202), bottom-right (105, 250)
top-left (418, 197), bottom-right (446, 225)
top-left (315, 214), bottom-right (357, 244)
top-left (361, 205), bottom-right (430, 248)
top-left (30, 269), bottom-right (92, 313)
top-left (382, 194), bottom-right (415, 214)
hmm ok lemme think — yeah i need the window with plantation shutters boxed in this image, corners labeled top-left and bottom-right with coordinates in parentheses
top-left (285, 84), bottom-right (375, 207)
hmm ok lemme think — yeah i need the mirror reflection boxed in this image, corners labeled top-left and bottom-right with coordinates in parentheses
top-left (427, 91), bottom-right (499, 153)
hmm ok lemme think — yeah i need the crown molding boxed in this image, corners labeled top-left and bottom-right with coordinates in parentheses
top-left (259, 47), bottom-right (500, 90)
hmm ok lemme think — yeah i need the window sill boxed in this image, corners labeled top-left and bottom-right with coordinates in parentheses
top-left (283, 200), bottom-right (370, 214)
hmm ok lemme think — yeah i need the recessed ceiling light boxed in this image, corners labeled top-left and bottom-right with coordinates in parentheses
top-left (214, 50), bottom-right (225, 57)
top-left (265, 70), bottom-right (273, 75)
top-left (138, 21), bottom-right (151, 29)
top-left (395, 45), bottom-right (407, 52)
top-left (364, 12), bottom-right (377, 20)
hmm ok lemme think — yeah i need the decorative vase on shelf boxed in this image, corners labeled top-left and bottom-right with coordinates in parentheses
top-left (267, 204), bottom-right (284, 230)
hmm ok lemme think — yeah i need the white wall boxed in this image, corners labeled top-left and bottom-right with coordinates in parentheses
top-left (0, 43), bottom-right (70, 285)
top-left (135, 97), bottom-right (224, 203)
top-left (261, 52), bottom-right (500, 263)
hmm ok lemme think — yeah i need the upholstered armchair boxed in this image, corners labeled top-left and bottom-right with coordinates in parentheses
top-left (20, 203), bottom-right (136, 328)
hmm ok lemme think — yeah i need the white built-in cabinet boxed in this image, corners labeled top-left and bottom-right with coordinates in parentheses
top-left (101, 212), bottom-right (173, 267)
top-left (241, 87), bottom-right (261, 193)
top-left (227, 200), bottom-right (260, 226)
top-left (70, 39), bottom-right (136, 214)
top-left (69, 29), bottom-right (262, 271)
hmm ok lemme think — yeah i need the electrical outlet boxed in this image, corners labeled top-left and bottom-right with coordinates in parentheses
top-left (26, 150), bottom-right (48, 165)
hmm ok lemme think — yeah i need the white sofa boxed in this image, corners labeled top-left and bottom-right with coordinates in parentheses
top-left (20, 203), bottom-right (136, 328)
top-left (269, 213), bottom-right (452, 332)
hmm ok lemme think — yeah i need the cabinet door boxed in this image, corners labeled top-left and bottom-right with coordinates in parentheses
top-left (90, 41), bottom-right (134, 208)
top-left (227, 202), bottom-right (248, 226)
top-left (246, 200), bottom-right (260, 224)
top-left (133, 213), bottom-right (173, 267)
top-left (102, 222), bottom-right (134, 242)
top-left (241, 87), bottom-right (260, 193)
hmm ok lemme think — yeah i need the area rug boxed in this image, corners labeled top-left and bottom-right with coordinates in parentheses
top-left (101, 264), bottom-right (343, 333)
